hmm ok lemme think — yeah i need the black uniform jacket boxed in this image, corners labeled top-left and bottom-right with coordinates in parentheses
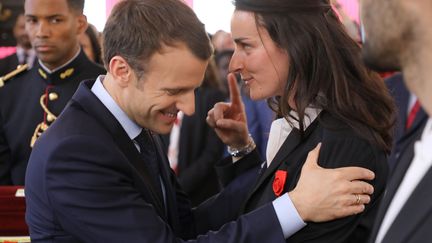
top-left (0, 50), bottom-right (105, 184)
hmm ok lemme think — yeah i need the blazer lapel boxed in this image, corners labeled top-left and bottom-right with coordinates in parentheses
top-left (242, 118), bottom-right (320, 212)
top-left (257, 128), bottom-right (303, 187)
top-left (71, 80), bottom-right (166, 218)
top-left (381, 167), bottom-right (432, 243)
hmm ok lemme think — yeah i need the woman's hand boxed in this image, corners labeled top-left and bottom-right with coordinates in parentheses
top-left (206, 73), bottom-right (249, 148)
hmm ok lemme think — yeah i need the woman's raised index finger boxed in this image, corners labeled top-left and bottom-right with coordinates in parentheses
top-left (227, 73), bottom-right (242, 106)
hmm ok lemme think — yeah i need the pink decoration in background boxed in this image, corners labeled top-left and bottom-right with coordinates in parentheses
top-left (338, 0), bottom-right (359, 23)
top-left (106, 0), bottom-right (122, 18)
top-left (183, 0), bottom-right (193, 7)
top-left (0, 47), bottom-right (16, 59)
top-left (105, 0), bottom-right (193, 18)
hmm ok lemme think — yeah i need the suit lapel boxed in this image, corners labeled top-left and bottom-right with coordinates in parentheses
top-left (71, 80), bottom-right (166, 218)
top-left (369, 122), bottom-right (426, 242)
top-left (242, 118), bottom-right (320, 212)
top-left (369, 141), bottom-right (415, 242)
top-left (152, 134), bottom-right (181, 230)
top-left (397, 108), bottom-right (428, 144)
top-left (381, 167), bottom-right (432, 243)
top-left (257, 128), bottom-right (303, 187)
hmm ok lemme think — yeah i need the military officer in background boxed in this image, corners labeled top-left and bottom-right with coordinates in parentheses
top-left (0, 0), bottom-right (105, 185)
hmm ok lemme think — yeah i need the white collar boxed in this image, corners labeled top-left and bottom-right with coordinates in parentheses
top-left (266, 107), bottom-right (321, 166)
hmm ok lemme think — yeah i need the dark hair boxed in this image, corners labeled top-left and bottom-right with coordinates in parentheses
top-left (102, 0), bottom-right (212, 79)
top-left (66, 0), bottom-right (85, 13)
top-left (84, 24), bottom-right (102, 64)
top-left (234, 0), bottom-right (395, 152)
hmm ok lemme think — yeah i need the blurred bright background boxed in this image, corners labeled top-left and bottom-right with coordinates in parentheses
top-left (84, 0), bottom-right (234, 34)
top-left (85, 0), bottom-right (358, 34)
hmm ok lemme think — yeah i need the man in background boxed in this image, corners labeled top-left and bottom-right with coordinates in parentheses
top-left (360, 0), bottom-right (432, 242)
top-left (0, 0), bottom-right (105, 185)
top-left (0, 10), bottom-right (35, 76)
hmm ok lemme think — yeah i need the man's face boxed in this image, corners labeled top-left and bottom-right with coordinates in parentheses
top-left (13, 14), bottom-right (31, 49)
top-left (123, 44), bottom-right (208, 135)
top-left (361, 0), bottom-right (405, 71)
top-left (24, 0), bottom-right (86, 70)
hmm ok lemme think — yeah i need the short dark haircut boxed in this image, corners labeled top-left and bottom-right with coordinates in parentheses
top-left (66, 0), bottom-right (85, 13)
top-left (102, 0), bottom-right (212, 79)
top-left (234, 0), bottom-right (395, 152)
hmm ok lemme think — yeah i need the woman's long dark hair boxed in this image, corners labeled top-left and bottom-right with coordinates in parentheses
top-left (234, 0), bottom-right (395, 153)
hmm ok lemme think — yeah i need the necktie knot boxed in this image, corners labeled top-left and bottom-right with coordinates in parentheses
top-left (134, 129), bottom-right (154, 153)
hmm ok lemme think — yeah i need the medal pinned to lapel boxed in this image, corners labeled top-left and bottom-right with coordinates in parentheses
top-left (273, 170), bottom-right (288, 197)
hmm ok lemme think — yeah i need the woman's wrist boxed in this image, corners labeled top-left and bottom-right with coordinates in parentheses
top-left (227, 134), bottom-right (256, 158)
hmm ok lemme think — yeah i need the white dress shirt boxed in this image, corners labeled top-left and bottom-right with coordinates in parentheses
top-left (266, 108), bottom-right (321, 166)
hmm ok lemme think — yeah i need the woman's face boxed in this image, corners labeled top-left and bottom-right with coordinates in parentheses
top-left (229, 10), bottom-right (289, 100)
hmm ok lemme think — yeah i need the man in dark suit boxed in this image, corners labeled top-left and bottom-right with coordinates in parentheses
top-left (0, 10), bottom-right (35, 77)
top-left (361, 0), bottom-right (432, 242)
top-left (25, 0), bottom-right (377, 242)
top-left (0, 0), bottom-right (105, 185)
top-left (385, 73), bottom-right (428, 170)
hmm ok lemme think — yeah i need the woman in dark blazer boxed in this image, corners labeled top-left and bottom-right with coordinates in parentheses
top-left (207, 0), bottom-right (396, 242)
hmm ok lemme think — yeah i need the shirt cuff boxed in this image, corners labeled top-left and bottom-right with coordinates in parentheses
top-left (272, 193), bottom-right (307, 239)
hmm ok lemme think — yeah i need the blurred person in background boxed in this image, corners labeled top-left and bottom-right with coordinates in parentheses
top-left (331, 0), bottom-right (361, 43)
top-left (384, 73), bottom-right (427, 171)
top-left (211, 30), bottom-right (235, 54)
top-left (78, 23), bottom-right (103, 65)
top-left (361, 0), bottom-right (432, 241)
top-left (0, 10), bottom-right (35, 76)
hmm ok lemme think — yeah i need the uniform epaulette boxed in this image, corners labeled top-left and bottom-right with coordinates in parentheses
top-left (0, 64), bottom-right (29, 88)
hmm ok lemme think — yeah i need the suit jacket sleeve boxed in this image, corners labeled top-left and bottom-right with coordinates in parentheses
top-left (41, 135), bottom-right (285, 243)
top-left (288, 134), bottom-right (389, 243)
top-left (215, 149), bottom-right (263, 187)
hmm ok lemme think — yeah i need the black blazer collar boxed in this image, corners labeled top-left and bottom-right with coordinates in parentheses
top-left (245, 116), bottom-right (320, 206)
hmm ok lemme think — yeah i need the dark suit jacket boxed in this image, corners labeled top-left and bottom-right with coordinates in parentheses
top-left (0, 53), bottom-right (19, 76)
top-left (0, 50), bottom-right (105, 185)
top-left (25, 80), bottom-right (286, 243)
top-left (218, 112), bottom-right (389, 243)
top-left (162, 86), bottom-right (225, 206)
top-left (385, 73), bottom-right (428, 170)
top-left (368, 121), bottom-right (432, 243)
